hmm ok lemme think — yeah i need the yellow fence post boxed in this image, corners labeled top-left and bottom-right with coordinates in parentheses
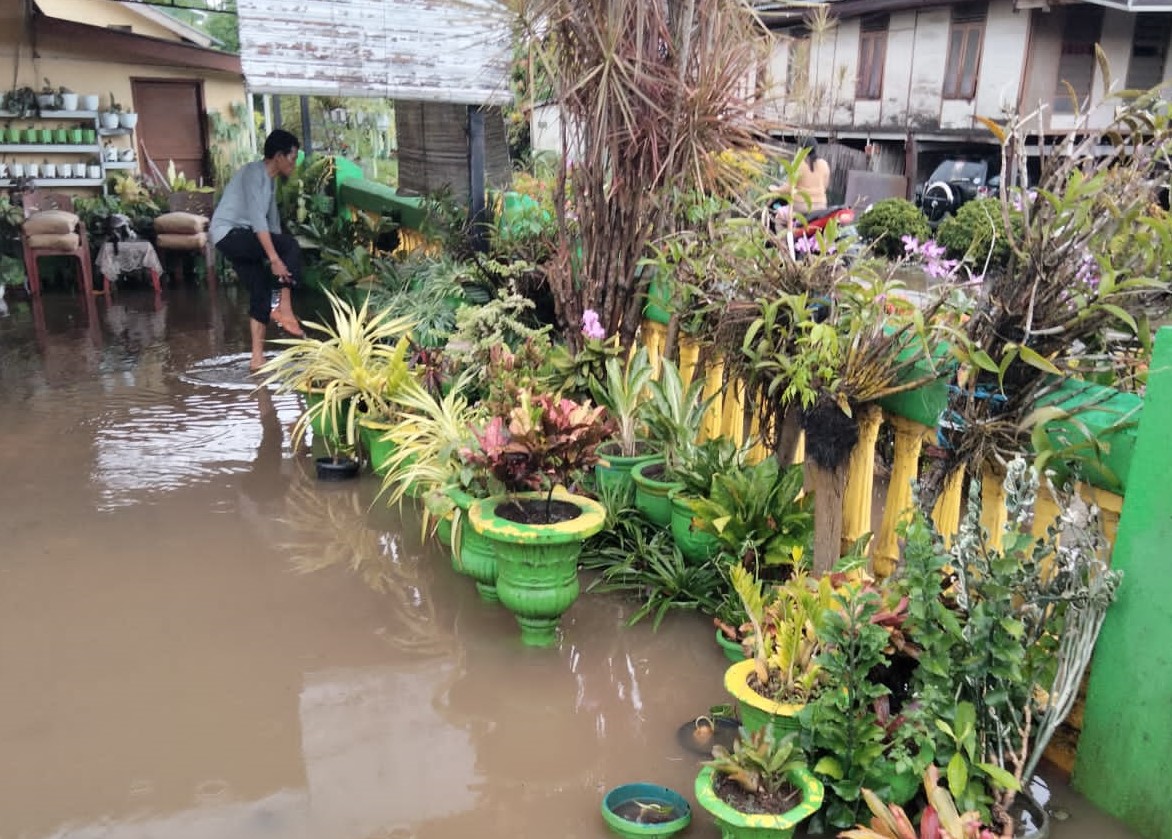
top-left (641, 320), bottom-right (667, 379)
top-left (872, 415), bottom-right (929, 578)
top-left (679, 336), bottom-right (700, 389)
top-left (931, 467), bottom-right (966, 549)
top-left (841, 405), bottom-right (882, 555)
top-left (721, 377), bottom-right (746, 447)
top-left (700, 356), bottom-right (725, 442)
top-left (979, 466), bottom-right (1007, 550)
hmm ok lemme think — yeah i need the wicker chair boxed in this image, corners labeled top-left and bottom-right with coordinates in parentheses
top-left (19, 190), bottom-right (94, 297)
top-left (153, 191), bottom-right (216, 286)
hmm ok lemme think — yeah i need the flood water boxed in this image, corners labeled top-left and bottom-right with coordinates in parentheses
top-left (0, 284), bottom-right (1144, 839)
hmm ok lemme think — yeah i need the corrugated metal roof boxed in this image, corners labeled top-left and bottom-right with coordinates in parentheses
top-left (236, 0), bottom-right (513, 105)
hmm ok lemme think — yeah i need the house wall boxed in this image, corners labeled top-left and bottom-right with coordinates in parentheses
top-left (37, 0), bottom-right (186, 42)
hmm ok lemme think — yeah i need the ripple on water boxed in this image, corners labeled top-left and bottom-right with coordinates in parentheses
top-left (178, 352), bottom-right (279, 391)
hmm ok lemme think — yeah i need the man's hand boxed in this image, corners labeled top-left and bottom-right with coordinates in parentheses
top-left (270, 256), bottom-right (290, 280)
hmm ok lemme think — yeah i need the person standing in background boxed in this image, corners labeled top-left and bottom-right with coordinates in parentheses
top-left (211, 129), bottom-right (305, 372)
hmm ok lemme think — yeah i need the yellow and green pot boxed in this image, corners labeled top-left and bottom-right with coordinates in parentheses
top-left (723, 659), bottom-right (804, 740)
top-left (357, 419), bottom-right (397, 476)
top-left (301, 388), bottom-right (350, 447)
top-left (631, 460), bottom-right (683, 528)
top-left (694, 765), bottom-right (823, 839)
top-left (468, 489), bottom-right (606, 647)
top-left (449, 489), bottom-right (499, 602)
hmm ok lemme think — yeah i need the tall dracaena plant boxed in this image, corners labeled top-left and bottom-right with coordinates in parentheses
top-left (509, 0), bottom-right (781, 351)
top-left (590, 347), bottom-right (654, 457)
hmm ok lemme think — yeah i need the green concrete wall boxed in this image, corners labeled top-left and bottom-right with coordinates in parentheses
top-left (1074, 326), bottom-right (1172, 839)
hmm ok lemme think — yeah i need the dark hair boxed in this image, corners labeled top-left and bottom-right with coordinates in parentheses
top-left (263, 129), bottom-right (299, 160)
top-left (800, 136), bottom-right (819, 169)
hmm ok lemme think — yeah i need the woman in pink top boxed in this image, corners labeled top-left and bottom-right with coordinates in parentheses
top-left (771, 137), bottom-right (831, 216)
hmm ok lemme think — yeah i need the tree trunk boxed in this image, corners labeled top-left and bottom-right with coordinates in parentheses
top-left (773, 407), bottom-right (802, 466)
top-left (809, 460), bottom-right (848, 577)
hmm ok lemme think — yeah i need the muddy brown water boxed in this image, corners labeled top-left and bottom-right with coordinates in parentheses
top-left (0, 286), bottom-right (1143, 839)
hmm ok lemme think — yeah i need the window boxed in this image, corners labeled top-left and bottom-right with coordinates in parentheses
top-left (1126, 13), bottom-right (1171, 92)
top-left (943, 4), bottom-right (987, 100)
top-left (856, 14), bottom-right (889, 100)
top-left (1054, 6), bottom-right (1103, 113)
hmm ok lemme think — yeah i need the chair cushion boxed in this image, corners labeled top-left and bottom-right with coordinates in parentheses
top-left (27, 232), bottom-right (80, 250)
top-left (23, 210), bottom-right (80, 235)
top-left (157, 232), bottom-right (208, 249)
top-left (154, 212), bottom-right (209, 234)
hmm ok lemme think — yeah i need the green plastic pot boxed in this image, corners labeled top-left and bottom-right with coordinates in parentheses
top-left (724, 659), bottom-right (803, 740)
top-left (715, 629), bottom-right (747, 664)
top-left (357, 419), bottom-right (397, 476)
top-left (435, 512), bottom-right (453, 548)
top-left (631, 460), bottom-right (683, 527)
top-left (668, 489), bottom-right (719, 563)
top-left (468, 490), bottom-right (606, 647)
top-left (601, 782), bottom-right (692, 839)
top-left (694, 765), bottom-right (823, 839)
top-left (595, 441), bottom-right (659, 498)
top-left (449, 490), bottom-right (499, 602)
top-left (643, 275), bottom-right (672, 325)
top-left (302, 389), bottom-right (350, 447)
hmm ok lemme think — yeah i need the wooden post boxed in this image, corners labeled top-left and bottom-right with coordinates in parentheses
top-left (872, 415), bottom-right (928, 578)
top-left (700, 356), bottom-right (724, 442)
top-left (979, 465), bottom-right (1007, 550)
top-left (299, 95), bottom-right (313, 156)
top-left (642, 320), bottom-right (667, 379)
top-left (467, 106), bottom-right (488, 253)
top-left (678, 336), bottom-right (700, 387)
top-left (841, 405), bottom-right (882, 555)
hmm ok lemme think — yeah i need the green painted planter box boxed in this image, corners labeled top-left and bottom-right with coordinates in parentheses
top-left (631, 460), bottom-right (683, 527)
top-left (694, 765), bottom-right (823, 839)
top-left (357, 420), bottom-right (397, 476)
top-left (601, 782), bottom-right (692, 839)
top-left (449, 490), bottom-right (499, 602)
top-left (715, 629), bottom-right (747, 664)
top-left (468, 490), bottom-right (606, 647)
top-left (301, 389), bottom-right (349, 446)
top-left (723, 659), bottom-right (803, 740)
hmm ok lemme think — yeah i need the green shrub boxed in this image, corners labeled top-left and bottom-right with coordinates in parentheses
top-left (856, 198), bottom-right (931, 258)
top-left (935, 198), bottom-right (1023, 274)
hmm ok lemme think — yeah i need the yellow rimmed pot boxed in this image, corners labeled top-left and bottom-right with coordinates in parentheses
top-left (694, 765), bottom-right (823, 839)
top-left (468, 489), bottom-right (606, 647)
top-left (723, 659), bottom-right (805, 741)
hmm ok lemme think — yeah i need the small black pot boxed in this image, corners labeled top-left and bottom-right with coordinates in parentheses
top-left (315, 456), bottom-right (360, 481)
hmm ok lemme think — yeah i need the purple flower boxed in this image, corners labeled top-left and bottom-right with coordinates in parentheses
top-left (901, 234), bottom-right (920, 254)
top-left (581, 309), bottom-right (606, 341)
top-left (919, 240), bottom-right (946, 261)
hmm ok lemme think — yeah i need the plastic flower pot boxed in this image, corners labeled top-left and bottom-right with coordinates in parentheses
top-left (357, 419), bottom-right (396, 476)
top-left (601, 782), bottom-right (691, 839)
top-left (301, 389), bottom-right (350, 447)
top-left (315, 456), bottom-right (360, 481)
top-left (631, 459), bottom-right (683, 528)
top-left (715, 629), bottom-right (747, 664)
top-left (694, 765), bottom-right (823, 839)
top-left (668, 489), bottom-right (719, 563)
top-left (468, 489), bottom-right (606, 647)
top-left (449, 489), bottom-right (499, 602)
top-left (723, 659), bottom-right (804, 741)
top-left (435, 511), bottom-right (453, 548)
top-left (643, 275), bottom-right (672, 325)
top-left (595, 441), bottom-right (659, 497)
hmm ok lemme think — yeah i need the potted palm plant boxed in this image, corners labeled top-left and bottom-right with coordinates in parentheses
top-left (695, 726), bottom-right (824, 839)
top-left (590, 347), bottom-right (658, 495)
top-left (465, 390), bottom-right (614, 646)
top-left (256, 290), bottom-right (415, 461)
top-left (631, 357), bottom-right (711, 526)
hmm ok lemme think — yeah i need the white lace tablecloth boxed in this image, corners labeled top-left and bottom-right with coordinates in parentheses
top-left (96, 241), bottom-right (163, 281)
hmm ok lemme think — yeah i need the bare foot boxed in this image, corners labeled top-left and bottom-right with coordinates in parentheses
top-left (270, 307), bottom-right (305, 338)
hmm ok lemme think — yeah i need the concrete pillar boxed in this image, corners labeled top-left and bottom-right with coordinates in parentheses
top-left (1074, 326), bottom-right (1172, 839)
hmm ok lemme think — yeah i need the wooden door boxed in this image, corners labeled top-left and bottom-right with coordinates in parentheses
top-left (130, 79), bottom-right (210, 186)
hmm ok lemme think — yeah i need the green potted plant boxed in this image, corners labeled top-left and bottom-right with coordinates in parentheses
top-left (256, 290), bottom-right (414, 457)
top-left (666, 436), bottom-right (743, 563)
top-left (695, 726), bottom-right (824, 839)
top-left (100, 92), bottom-right (121, 129)
top-left (38, 78), bottom-right (57, 110)
top-left (631, 357), bottom-right (711, 526)
top-left (465, 390), bottom-right (613, 646)
top-left (590, 347), bottom-right (657, 495)
top-left (723, 565), bottom-right (835, 740)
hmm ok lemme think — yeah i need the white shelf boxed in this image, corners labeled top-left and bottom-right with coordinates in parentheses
top-left (103, 161), bottom-right (138, 169)
top-left (0, 144), bottom-right (100, 154)
top-left (0, 110), bottom-right (100, 120)
top-left (98, 127), bottom-right (134, 137)
top-left (0, 178), bottom-right (103, 187)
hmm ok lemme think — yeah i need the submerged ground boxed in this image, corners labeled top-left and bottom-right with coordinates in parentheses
top-left (0, 284), bottom-right (1143, 839)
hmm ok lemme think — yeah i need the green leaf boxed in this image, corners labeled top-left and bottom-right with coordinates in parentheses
top-left (1018, 345), bottom-right (1062, 376)
top-left (970, 349), bottom-right (1000, 374)
top-left (814, 756), bottom-right (844, 780)
top-left (947, 752), bottom-right (968, 799)
top-left (977, 762), bottom-right (1022, 792)
top-left (934, 719), bottom-right (955, 738)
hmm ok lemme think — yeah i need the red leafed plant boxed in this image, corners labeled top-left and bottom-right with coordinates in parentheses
top-left (465, 390), bottom-right (613, 518)
top-left (839, 767), bottom-right (998, 839)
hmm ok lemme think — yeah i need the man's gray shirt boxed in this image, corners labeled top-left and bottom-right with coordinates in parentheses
top-left (209, 160), bottom-right (281, 244)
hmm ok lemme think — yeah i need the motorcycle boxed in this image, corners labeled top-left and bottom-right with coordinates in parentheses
top-left (762, 197), bottom-right (857, 259)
